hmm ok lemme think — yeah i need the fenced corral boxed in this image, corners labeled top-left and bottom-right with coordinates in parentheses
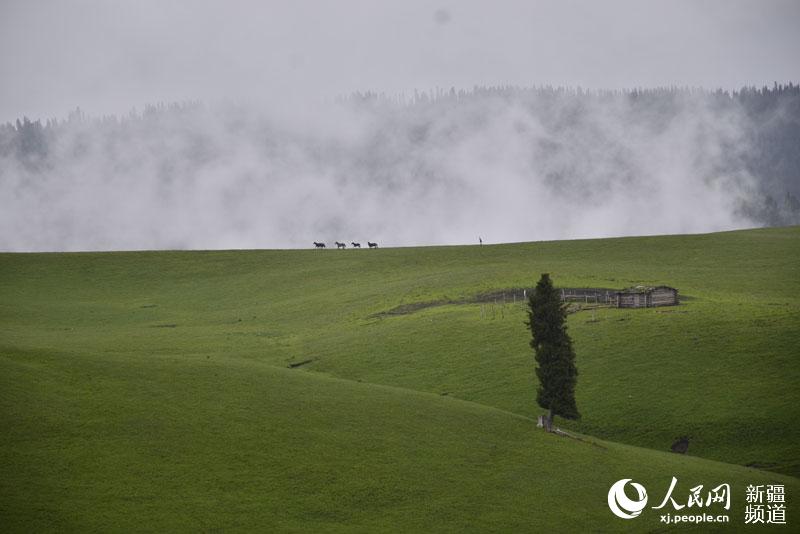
top-left (559, 288), bottom-right (618, 304)
top-left (370, 284), bottom-right (679, 322)
top-left (477, 285), bottom-right (679, 311)
top-left (476, 287), bottom-right (615, 320)
top-left (557, 286), bottom-right (679, 308)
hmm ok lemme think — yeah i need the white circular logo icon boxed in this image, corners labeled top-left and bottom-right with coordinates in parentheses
top-left (608, 479), bottom-right (649, 519)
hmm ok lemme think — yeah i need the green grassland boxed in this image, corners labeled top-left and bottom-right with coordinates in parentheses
top-left (1, 226), bottom-right (799, 531)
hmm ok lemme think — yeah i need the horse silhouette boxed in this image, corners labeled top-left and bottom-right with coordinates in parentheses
top-left (313, 242), bottom-right (326, 249)
top-left (368, 242), bottom-right (378, 248)
top-left (351, 242), bottom-right (361, 248)
top-left (335, 241), bottom-right (346, 249)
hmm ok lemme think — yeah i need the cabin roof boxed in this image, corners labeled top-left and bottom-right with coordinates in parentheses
top-left (616, 285), bottom-right (677, 294)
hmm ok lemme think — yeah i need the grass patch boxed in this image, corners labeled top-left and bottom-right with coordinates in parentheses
top-left (1, 226), bottom-right (798, 530)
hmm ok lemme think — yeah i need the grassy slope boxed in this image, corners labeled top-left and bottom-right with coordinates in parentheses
top-left (1, 349), bottom-right (796, 532)
top-left (1, 226), bottom-right (799, 530)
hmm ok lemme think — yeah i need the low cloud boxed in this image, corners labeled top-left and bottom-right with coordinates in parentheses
top-left (0, 87), bottom-right (786, 251)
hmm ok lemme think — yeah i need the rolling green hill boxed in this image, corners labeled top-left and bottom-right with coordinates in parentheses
top-left (1, 226), bottom-right (798, 531)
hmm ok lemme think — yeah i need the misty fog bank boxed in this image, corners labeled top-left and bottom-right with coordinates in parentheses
top-left (2, 85), bottom-right (799, 252)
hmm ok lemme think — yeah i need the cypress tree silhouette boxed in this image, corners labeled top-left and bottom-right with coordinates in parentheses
top-left (527, 273), bottom-right (579, 431)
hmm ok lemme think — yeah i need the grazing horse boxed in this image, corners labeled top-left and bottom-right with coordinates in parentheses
top-left (335, 241), bottom-right (346, 249)
top-left (313, 242), bottom-right (326, 249)
top-left (351, 242), bottom-right (361, 248)
top-left (368, 241), bottom-right (378, 248)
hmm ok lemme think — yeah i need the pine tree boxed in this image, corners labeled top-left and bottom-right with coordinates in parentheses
top-left (527, 273), bottom-right (579, 431)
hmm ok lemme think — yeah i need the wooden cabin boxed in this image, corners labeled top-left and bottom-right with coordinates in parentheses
top-left (615, 286), bottom-right (678, 308)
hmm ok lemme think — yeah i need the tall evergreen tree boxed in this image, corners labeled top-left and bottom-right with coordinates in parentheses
top-left (527, 273), bottom-right (579, 430)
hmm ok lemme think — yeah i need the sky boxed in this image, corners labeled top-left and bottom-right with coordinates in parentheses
top-left (1, 0), bottom-right (799, 123)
